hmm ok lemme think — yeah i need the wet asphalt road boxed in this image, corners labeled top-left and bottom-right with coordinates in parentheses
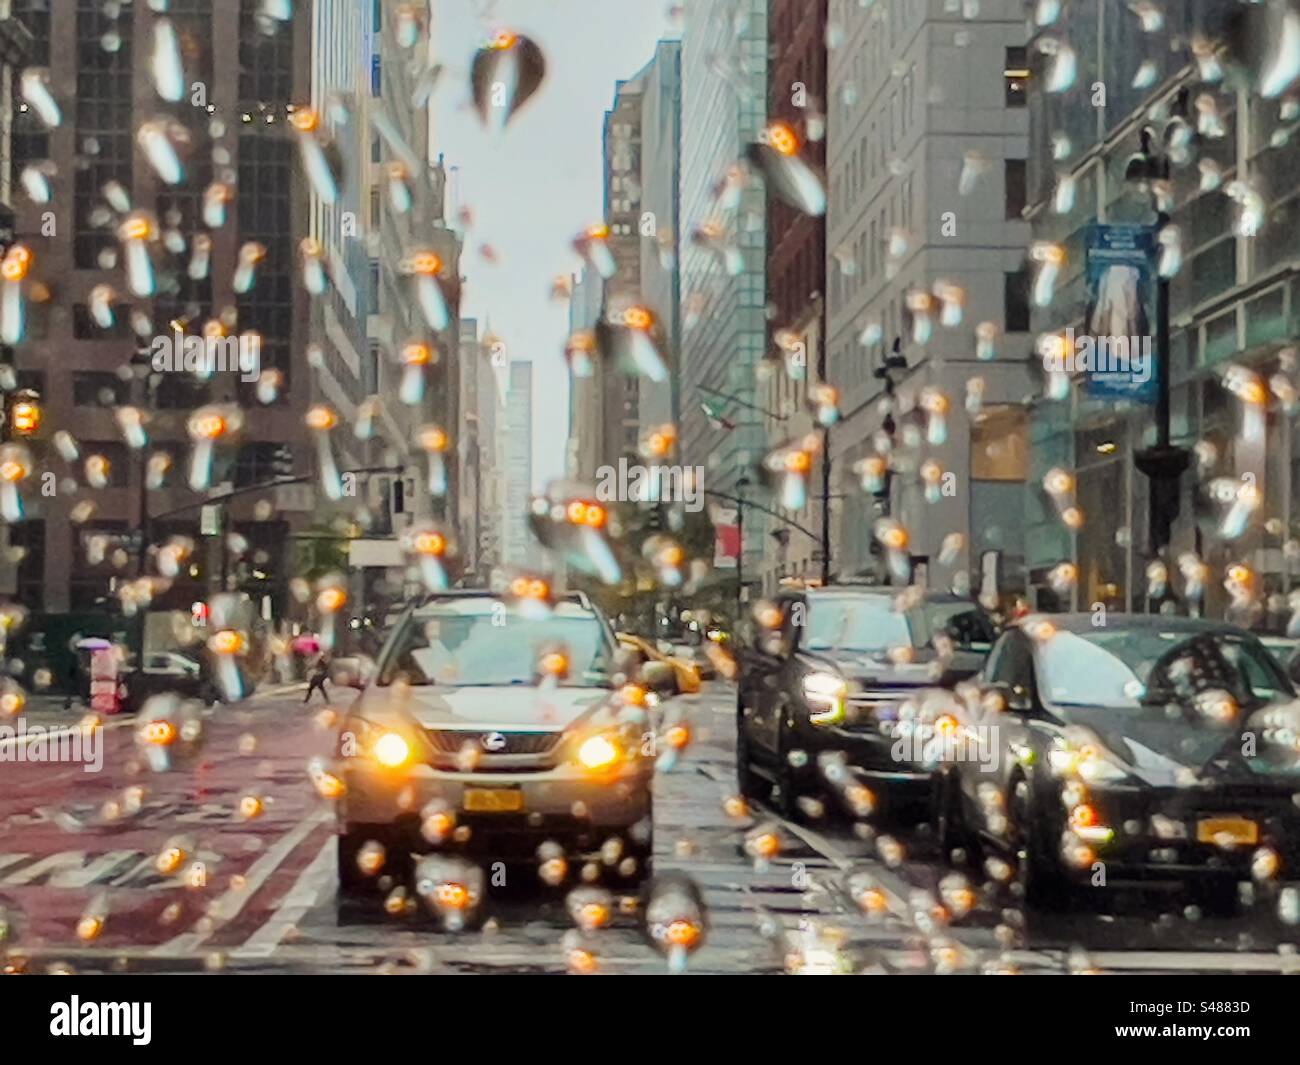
top-left (2, 681), bottom-right (1298, 974)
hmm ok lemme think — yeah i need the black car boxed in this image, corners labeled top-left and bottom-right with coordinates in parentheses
top-left (126, 650), bottom-right (222, 709)
top-left (936, 614), bottom-right (1300, 912)
top-left (735, 585), bottom-right (996, 819)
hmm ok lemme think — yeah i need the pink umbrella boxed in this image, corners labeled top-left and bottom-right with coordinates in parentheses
top-left (292, 634), bottom-right (321, 655)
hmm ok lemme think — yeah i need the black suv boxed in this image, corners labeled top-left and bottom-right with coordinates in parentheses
top-left (735, 585), bottom-right (995, 818)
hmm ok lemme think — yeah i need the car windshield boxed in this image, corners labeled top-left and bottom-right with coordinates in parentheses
top-left (1038, 628), bottom-right (1293, 710)
top-left (377, 602), bottom-right (611, 687)
top-left (804, 596), bottom-right (915, 653)
top-left (923, 601), bottom-right (996, 651)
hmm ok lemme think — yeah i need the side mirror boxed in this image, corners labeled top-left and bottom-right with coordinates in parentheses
top-left (331, 656), bottom-right (375, 690)
top-left (640, 660), bottom-right (678, 696)
top-left (981, 680), bottom-right (1032, 713)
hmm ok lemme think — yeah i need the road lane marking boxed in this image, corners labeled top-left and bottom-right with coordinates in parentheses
top-left (50, 850), bottom-right (140, 888)
top-left (3, 851), bottom-right (89, 886)
top-left (0, 716), bottom-right (134, 753)
top-left (150, 807), bottom-right (330, 956)
top-left (230, 836), bottom-right (336, 959)
top-left (0, 853), bottom-right (31, 878)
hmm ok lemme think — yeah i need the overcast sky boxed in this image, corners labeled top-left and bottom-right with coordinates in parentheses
top-left (433, 0), bottom-right (678, 488)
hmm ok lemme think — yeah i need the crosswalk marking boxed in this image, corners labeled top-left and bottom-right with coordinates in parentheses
top-left (153, 807), bottom-right (330, 956)
top-left (50, 850), bottom-right (140, 888)
top-left (232, 837), bottom-right (336, 959)
top-left (4, 852), bottom-right (89, 886)
top-left (0, 853), bottom-right (31, 878)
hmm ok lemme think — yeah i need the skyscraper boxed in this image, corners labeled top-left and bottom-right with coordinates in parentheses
top-left (679, 0), bottom-right (768, 576)
top-left (501, 360), bottom-right (533, 568)
top-left (825, 0), bottom-right (1032, 589)
top-left (4, 1), bottom-right (316, 613)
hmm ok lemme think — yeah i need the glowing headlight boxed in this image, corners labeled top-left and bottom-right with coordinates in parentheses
top-left (1077, 754), bottom-right (1127, 785)
top-left (802, 671), bottom-right (848, 726)
top-left (373, 731), bottom-right (411, 768)
top-left (577, 734), bottom-right (621, 770)
top-left (1048, 740), bottom-right (1127, 784)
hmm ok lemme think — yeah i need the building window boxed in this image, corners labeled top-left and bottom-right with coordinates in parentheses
top-left (79, 443), bottom-right (129, 488)
top-left (1004, 270), bottom-right (1031, 332)
top-left (237, 134), bottom-right (294, 397)
top-left (1005, 159), bottom-right (1027, 219)
top-left (234, 442), bottom-right (291, 487)
top-left (73, 371), bottom-right (131, 407)
top-left (73, 303), bottom-right (133, 339)
top-left (239, 0), bottom-right (294, 106)
top-left (156, 375), bottom-right (211, 410)
top-left (74, 0), bottom-right (134, 269)
top-left (1005, 47), bottom-right (1030, 107)
top-left (8, 518), bottom-right (44, 610)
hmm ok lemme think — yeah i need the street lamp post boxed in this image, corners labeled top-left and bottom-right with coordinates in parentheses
top-left (1126, 125), bottom-right (1191, 590)
top-left (871, 338), bottom-right (908, 514)
top-left (130, 345), bottom-right (160, 576)
top-left (735, 475), bottom-right (748, 609)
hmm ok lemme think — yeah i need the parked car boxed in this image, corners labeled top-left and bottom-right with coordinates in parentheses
top-left (616, 633), bottom-right (702, 694)
top-left (936, 614), bottom-right (1300, 912)
top-left (119, 650), bottom-right (216, 712)
top-left (335, 591), bottom-right (655, 903)
top-left (735, 584), bottom-right (995, 819)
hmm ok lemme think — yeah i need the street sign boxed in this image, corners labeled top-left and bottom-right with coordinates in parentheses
top-left (200, 505), bottom-right (223, 536)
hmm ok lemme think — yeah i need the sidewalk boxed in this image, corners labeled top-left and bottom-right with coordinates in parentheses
top-left (11, 695), bottom-right (92, 728)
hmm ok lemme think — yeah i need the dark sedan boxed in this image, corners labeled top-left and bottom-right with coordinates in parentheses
top-left (936, 614), bottom-right (1300, 912)
top-left (736, 585), bottom-right (996, 819)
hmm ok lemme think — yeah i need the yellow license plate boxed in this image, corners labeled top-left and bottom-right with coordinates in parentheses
top-left (463, 788), bottom-right (525, 813)
top-left (1196, 817), bottom-right (1258, 845)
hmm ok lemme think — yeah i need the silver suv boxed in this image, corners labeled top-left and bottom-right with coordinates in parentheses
top-left (336, 592), bottom-right (654, 904)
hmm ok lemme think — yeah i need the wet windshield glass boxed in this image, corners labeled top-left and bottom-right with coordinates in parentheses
top-left (804, 597), bottom-right (915, 653)
top-left (1038, 629), bottom-right (1292, 710)
top-left (378, 606), bottom-right (610, 687)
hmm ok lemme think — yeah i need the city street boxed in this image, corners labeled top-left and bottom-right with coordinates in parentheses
top-left (3, 680), bottom-right (1297, 975)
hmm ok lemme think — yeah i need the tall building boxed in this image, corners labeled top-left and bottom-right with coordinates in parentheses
top-left (825, 0), bottom-right (1032, 590)
top-left (598, 63), bottom-right (649, 469)
top-left (308, 0), bottom-right (375, 469)
top-left (679, 0), bottom-right (768, 578)
top-left (566, 266), bottom-right (603, 483)
top-left (568, 40), bottom-right (681, 488)
top-left (500, 360), bottom-right (533, 568)
top-left (4, 0), bottom-right (316, 614)
top-left (456, 316), bottom-right (503, 583)
top-left (760, 0), bottom-right (827, 591)
top-left (365, 2), bottom-right (460, 540)
top-left (472, 345), bottom-right (503, 580)
top-left (1023, 1), bottom-right (1298, 622)
top-left (636, 38), bottom-right (682, 437)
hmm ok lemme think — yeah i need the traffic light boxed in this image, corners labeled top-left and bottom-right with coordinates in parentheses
top-left (4, 389), bottom-right (40, 439)
top-left (270, 444), bottom-right (293, 477)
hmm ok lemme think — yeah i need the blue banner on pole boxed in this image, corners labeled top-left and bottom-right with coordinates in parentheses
top-left (1081, 224), bottom-right (1159, 405)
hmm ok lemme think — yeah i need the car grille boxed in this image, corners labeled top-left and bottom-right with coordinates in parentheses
top-left (842, 688), bottom-right (913, 731)
top-left (846, 688), bottom-right (908, 711)
top-left (424, 729), bottom-right (564, 756)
